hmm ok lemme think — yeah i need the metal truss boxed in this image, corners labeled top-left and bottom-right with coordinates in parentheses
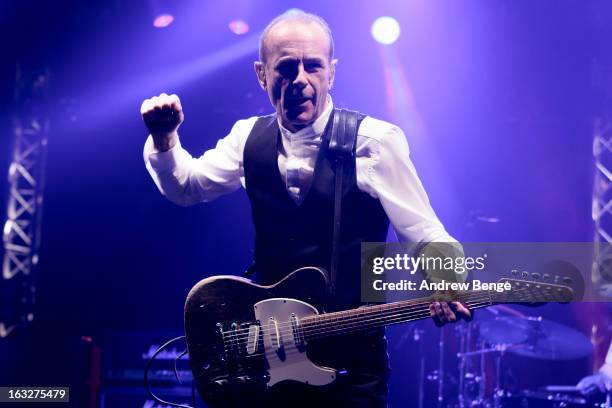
top-left (0, 66), bottom-right (49, 338)
top-left (592, 115), bottom-right (612, 299)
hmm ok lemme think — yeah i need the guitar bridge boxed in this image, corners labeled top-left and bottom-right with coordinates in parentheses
top-left (218, 321), bottom-right (263, 362)
top-left (246, 324), bottom-right (260, 355)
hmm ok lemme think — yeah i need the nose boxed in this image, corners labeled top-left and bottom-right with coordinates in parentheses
top-left (292, 63), bottom-right (307, 89)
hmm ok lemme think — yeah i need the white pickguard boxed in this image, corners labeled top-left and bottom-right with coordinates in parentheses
top-left (253, 298), bottom-right (336, 388)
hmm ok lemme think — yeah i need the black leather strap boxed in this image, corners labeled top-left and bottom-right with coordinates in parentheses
top-left (329, 108), bottom-right (359, 159)
top-left (328, 108), bottom-right (360, 294)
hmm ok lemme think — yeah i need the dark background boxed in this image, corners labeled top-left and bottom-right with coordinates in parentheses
top-left (0, 0), bottom-right (610, 406)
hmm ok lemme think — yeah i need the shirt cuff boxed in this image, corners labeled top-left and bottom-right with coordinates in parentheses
top-left (143, 134), bottom-right (183, 174)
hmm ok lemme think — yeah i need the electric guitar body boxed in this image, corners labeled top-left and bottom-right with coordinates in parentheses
top-left (184, 266), bottom-right (573, 405)
top-left (184, 267), bottom-right (331, 404)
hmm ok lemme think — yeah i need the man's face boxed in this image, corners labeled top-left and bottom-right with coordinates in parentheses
top-left (255, 21), bottom-right (336, 132)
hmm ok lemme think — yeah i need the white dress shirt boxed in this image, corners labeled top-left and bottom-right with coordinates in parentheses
top-left (143, 98), bottom-right (455, 243)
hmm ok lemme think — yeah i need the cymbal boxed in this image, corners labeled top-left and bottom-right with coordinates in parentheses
top-left (479, 316), bottom-right (592, 360)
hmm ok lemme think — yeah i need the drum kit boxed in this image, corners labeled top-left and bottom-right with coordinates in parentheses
top-left (406, 306), bottom-right (611, 408)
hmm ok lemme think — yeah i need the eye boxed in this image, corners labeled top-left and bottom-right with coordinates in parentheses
top-left (304, 62), bottom-right (322, 73)
top-left (276, 60), bottom-right (298, 78)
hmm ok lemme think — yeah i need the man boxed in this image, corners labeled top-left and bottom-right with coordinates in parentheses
top-left (578, 340), bottom-right (612, 396)
top-left (142, 10), bottom-right (469, 407)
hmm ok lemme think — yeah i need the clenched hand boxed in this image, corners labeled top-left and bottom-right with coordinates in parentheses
top-left (141, 93), bottom-right (184, 151)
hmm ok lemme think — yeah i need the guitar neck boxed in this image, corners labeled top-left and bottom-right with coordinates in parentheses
top-left (300, 281), bottom-right (567, 341)
top-left (300, 291), bottom-right (490, 341)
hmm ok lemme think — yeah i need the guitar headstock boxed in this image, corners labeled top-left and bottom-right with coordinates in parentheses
top-left (492, 258), bottom-right (586, 304)
top-left (493, 277), bottom-right (574, 304)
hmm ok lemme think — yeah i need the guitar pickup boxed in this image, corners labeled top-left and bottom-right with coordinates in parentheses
top-left (268, 317), bottom-right (282, 351)
top-left (290, 313), bottom-right (305, 349)
top-left (246, 324), bottom-right (260, 355)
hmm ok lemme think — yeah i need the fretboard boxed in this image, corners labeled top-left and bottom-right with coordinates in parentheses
top-left (299, 282), bottom-right (568, 341)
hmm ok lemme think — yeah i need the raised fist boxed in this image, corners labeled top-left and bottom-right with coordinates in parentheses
top-left (141, 93), bottom-right (184, 151)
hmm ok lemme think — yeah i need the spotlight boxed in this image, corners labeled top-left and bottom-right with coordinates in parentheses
top-left (229, 20), bottom-right (249, 35)
top-left (153, 13), bottom-right (174, 28)
top-left (371, 16), bottom-right (400, 45)
top-left (3, 220), bottom-right (12, 238)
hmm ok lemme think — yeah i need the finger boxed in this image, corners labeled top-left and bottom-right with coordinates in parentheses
top-left (161, 93), bottom-right (174, 108)
top-left (169, 94), bottom-right (184, 123)
top-left (433, 302), bottom-right (444, 320)
top-left (169, 93), bottom-right (181, 106)
top-left (158, 93), bottom-right (168, 105)
top-left (148, 96), bottom-right (162, 113)
top-left (140, 99), bottom-right (151, 115)
top-left (142, 101), bottom-right (157, 120)
top-left (169, 94), bottom-right (182, 112)
top-left (441, 302), bottom-right (456, 322)
top-left (429, 303), bottom-right (443, 327)
top-left (451, 302), bottom-right (472, 320)
top-left (161, 105), bottom-right (173, 115)
top-left (429, 302), bottom-right (436, 317)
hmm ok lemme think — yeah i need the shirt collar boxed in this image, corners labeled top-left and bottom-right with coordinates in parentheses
top-left (278, 96), bottom-right (334, 140)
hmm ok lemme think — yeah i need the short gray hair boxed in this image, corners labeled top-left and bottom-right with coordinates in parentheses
top-left (259, 9), bottom-right (335, 63)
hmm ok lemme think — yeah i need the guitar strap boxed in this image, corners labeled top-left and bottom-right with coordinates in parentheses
top-left (327, 108), bottom-right (360, 295)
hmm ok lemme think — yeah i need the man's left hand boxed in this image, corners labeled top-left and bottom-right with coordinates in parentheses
top-left (429, 301), bottom-right (471, 326)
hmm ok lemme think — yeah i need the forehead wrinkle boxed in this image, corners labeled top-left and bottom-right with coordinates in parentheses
top-left (262, 21), bottom-right (331, 64)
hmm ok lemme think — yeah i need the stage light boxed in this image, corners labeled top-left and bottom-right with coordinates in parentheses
top-left (229, 20), bottom-right (249, 35)
top-left (3, 220), bottom-right (11, 238)
top-left (153, 13), bottom-right (174, 28)
top-left (371, 16), bottom-right (400, 45)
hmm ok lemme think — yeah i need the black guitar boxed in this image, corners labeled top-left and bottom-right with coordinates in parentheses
top-left (184, 267), bottom-right (573, 404)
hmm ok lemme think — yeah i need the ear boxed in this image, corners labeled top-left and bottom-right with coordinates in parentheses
top-left (329, 58), bottom-right (338, 90)
top-left (254, 61), bottom-right (267, 90)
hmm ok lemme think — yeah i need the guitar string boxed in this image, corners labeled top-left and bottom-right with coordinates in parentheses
top-left (227, 295), bottom-right (550, 362)
top-left (221, 288), bottom-right (555, 358)
top-left (223, 296), bottom-right (563, 362)
top-left (298, 289), bottom-right (563, 340)
top-left (221, 291), bottom-right (487, 343)
top-left (224, 298), bottom-right (490, 359)
top-left (219, 284), bottom-right (565, 339)
top-left (237, 291), bottom-right (537, 349)
top-left (242, 310), bottom-right (451, 360)
top-left (221, 288), bottom-right (562, 355)
top-left (220, 285), bottom-right (560, 344)
top-left (221, 289), bottom-right (489, 337)
top-left (236, 298), bottom-right (501, 360)
top-left (235, 290), bottom-right (559, 361)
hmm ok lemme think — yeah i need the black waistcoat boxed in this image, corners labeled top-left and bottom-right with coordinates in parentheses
top-left (243, 111), bottom-right (390, 309)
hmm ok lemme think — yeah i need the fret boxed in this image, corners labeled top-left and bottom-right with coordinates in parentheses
top-left (302, 281), bottom-right (567, 341)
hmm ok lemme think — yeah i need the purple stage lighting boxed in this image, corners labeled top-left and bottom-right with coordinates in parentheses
top-left (228, 20), bottom-right (249, 35)
top-left (371, 16), bottom-right (400, 45)
top-left (153, 13), bottom-right (174, 28)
